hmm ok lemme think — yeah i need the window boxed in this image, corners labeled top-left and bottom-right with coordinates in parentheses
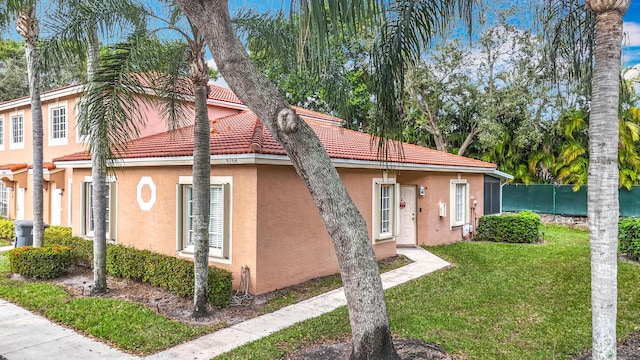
top-left (81, 180), bottom-right (116, 240)
top-left (372, 179), bottom-right (399, 241)
top-left (50, 106), bottom-right (67, 145)
top-left (0, 182), bottom-right (8, 218)
top-left (177, 177), bottom-right (231, 259)
top-left (10, 114), bottom-right (24, 149)
top-left (450, 180), bottom-right (469, 227)
top-left (0, 117), bottom-right (4, 149)
top-left (484, 175), bottom-right (501, 215)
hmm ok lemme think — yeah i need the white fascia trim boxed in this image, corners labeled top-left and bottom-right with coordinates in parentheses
top-left (490, 169), bottom-right (514, 180)
top-left (55, 153), bottom-right (502, 176)
top-left (207, 99), bottom-right (247, 111)
top-left (0, 85), bottom-right (82, 112)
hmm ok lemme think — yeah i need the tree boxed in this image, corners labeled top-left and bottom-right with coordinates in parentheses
top-left (146, 3), bottom-right (212, 318)
top-left (0, 0), bottom-right (46, 248)
top-left (0, 39), bottom-right (84, 102)
top-left (175, 0), bottom-right (472, 358)
top-left (235, 10), bottom-right (375, 130)
top-left (585, 1), bottom-right (629, 357)
top-left (46, 0), bottom-right (147, 293)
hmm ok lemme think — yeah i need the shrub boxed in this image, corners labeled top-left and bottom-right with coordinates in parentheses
top-left (106, 246), bottom-right (233, 308)
top-left (476, 211), bottom-right (541, 243)
top-left (0, 218), bottom-right (15, 241)
top-left (44, 226), bottom-right (73, 244)
top-left (41, 230), bottom-right (233, 308)
top-left (47, 236), bottom-right (93, 266)
top-left (6, 245), bottom-right (72, 279)
top-left (619, 218), bottom-right (640, 259)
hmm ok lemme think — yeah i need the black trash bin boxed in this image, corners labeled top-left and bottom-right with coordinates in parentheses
top-left (14, 221), bottom-right (50, 248)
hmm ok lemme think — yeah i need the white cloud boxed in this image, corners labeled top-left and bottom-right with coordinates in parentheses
top-left (623, 22), bottom-right (640, 46)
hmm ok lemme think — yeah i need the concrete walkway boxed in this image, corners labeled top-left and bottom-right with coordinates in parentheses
top-left (0, 247), bottom-right (450, 360)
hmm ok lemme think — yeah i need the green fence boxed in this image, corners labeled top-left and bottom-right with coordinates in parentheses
top-left (503, 184), bottom-right (640, 217)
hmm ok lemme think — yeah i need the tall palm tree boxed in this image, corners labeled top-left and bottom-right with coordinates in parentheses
top-left (175, 0), bottom-right (473, 358)
top-left (585, 2), bottom-right (629, 358)
top-left (1, 0), bottom-right (45, 247)
top-left (46, 0), bottom-right (147, 293)
top-left (145, 3), bottom-right (212, 318)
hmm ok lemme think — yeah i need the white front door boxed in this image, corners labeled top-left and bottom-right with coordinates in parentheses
top-left (16, 187), bottom-right (25, 220)
top-left (51, 187), bottom-right (62, 226)
top-left (397, 185), bottom-right (417, 246)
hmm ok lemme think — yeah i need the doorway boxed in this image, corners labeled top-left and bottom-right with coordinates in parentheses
top-left (397, 185), bottom-right (417, 246)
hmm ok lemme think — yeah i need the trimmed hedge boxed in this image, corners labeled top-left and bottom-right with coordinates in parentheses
top-left (476, 210), bottom-right (541, 243)
top-left (48, 234), bottom-right (232, 308)
top-left (619, 218), bottom-right (640, 259)
top-left (6, 245), bottom-right (72, 279)
top-left (0, 218), bottom-right (15, 241)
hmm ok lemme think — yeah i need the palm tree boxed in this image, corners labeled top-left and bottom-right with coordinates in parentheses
top-left (145, 3), bottom-right (212, 318)
top-left (584, 1), bottom-right (629, 358)
top-left (1, 0), bottom-right (45, 247)
top-left (46, 0), bottom-right (147, 293)
top-left (174, 1), bottom-right (473, 358)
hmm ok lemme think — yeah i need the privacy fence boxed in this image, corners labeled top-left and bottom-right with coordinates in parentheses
top-left (503, 184), bottom-right (640, 217)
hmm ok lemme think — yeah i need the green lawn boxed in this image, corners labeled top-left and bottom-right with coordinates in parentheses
top-left (216, 225), bottom-right (640, 359)
top-left (0, 256), bottom-right (219, 354)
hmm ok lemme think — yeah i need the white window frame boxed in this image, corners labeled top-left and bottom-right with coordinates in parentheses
top-left (0, 182), bottom-right (8, 218)
top-left (177, 176), bottom-right (232, 262)
top-left (372, 178), bottom-right (400, 242)
top-left (9, 113), bottom-right (25, 150)
top-left (49, 102), bottom-right (68, 146)
top-left (0, 116), bottom-right (4, 150)
top-left (450, 179), bottom-right (469, 227)
top-left (81, 176), bottom-right (117, 241)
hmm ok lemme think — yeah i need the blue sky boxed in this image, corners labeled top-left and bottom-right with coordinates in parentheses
top-left (233, 0), bottom-right (640, 67)
top-left (2, 1), bottom-right (639, 67)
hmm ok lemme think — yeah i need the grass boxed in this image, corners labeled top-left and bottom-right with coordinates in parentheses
top-left (215, 225), bottom-right (640, 360)
top-left (0, 252), bottom-right (409, 354)
top-left (0, 258), bottom-right (218, 355)
top-left (0, 239), bottom-right (12, 247)
top-left (259, 255), bottom-right (411, 314)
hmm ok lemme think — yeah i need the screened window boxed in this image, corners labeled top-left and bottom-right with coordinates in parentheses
top-left (484, 175), bottom-right (501, 215)
top-left (180, 183), bottom-right (230, 259)
top-left (51, 107), bottom-right (67, 140)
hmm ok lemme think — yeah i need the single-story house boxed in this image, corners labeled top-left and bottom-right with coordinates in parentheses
top-left (54, 105), bottom-right (511, 294)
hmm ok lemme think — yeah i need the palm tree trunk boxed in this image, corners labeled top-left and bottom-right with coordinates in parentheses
top-left (87, 22), bottom-right (108, 294)
top-left (585, 1), bottom-right (629, 359)
top-left (17, 6), bottom-right (44, 248)
top-left (190, 33), bottom-right (211, 318)
top-left (175, 1), bottom-right (399, 358)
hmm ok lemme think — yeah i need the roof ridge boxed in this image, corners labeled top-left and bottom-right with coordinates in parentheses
top-left (249, 118), bottom-right (264, 153)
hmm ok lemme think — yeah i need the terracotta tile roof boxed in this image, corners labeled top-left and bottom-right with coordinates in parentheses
top-left (0, 163), bottom-right (28, 172)
top-left (27, 162), bottom-right (56, 170)
top-left (54, 110), bottom-right (496, 170)
top-left (208, 84), bottom-right (242, 104)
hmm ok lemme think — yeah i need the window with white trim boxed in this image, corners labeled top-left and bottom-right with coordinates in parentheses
top-left (0, 182), bottom-right (8, 218)
top-left (0, 117), bottom-right (4, 149)
top-left (10, 114), bottom-right (24, 149)
top-left (81, 180), bottom-right (116, 240)
top-left (450, 180), bottom-right (469, 227)
top-left (372, 179), bottom-right (399, 241)
top-left (50, 106), bottom-right (67, 145)
top-left (177, 178), bottom-right (231, 259)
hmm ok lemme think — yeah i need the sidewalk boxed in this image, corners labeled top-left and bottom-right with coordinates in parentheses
top-left (0, 247), bottom-right (450, 360)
